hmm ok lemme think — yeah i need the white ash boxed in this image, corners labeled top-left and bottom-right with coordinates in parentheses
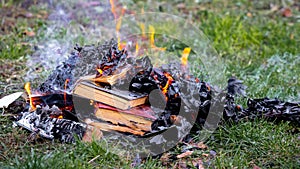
top-left (14, 105), bottom-right (86, 143)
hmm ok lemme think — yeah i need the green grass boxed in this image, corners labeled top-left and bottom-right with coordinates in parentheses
top-left (0, 3), bottom-right (48, 60)
top-left (206, 120), bottom-right (300, 168)
top-left (197, 7), bottom-right (300, 99)
top-left (1, 0), bottom-right (300, 168)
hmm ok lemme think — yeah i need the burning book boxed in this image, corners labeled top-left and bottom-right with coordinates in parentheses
top-left (94, 103), bottom-right (155, 132)
top-left (73, 89), bottom-right (156, 136)
top-left (10, 39), bottom-right (300, 146)
top-left (12, 39), bottom-right (197, 143)
top-left (73, 81), bottom-right (148, 110)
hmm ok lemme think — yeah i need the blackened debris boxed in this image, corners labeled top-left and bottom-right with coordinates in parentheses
top-left (38, 93), bottom-right (73, 108)
top-left (73, 41), bottom-right (115, 78)
top-left (223, 78), bottom-right (300, 126)
top-left (149, 62), bottom-right (213, 131)
top-left (223, 77), bottom-right (245, 121)
top-left (241, 98), bottom-right (300, 125)
top-left (38, 52), bottom-right (78, 93)
top-left (96, 40), bottom-right (128, 77)
top-left (51, 117), bottom-right (86, 143)
top-left (38, 39), bottom-right (119, 93)
top-left (227, 77), bottom-right (246, 96)
top-left (14, 105), bottom-right (86, 143)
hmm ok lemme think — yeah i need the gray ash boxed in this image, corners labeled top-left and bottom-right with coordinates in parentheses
top-left (14, 105), bottom-right (86, 143)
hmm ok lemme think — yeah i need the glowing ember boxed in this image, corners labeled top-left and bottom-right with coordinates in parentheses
top-left (149, 25), bottom-right (166, 51)
top-left (206, 84), bottom-right (211, 91)
top-left (24, 82), bottom-right (36, 110)
top-left (181, 47), bottom-right (191, 66)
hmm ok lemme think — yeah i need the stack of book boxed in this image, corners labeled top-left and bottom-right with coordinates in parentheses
top-left (72, 73), bottom-right (156, 136)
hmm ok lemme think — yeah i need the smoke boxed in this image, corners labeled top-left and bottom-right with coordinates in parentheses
top-left (24, 0), bottom-right (227, 93)
top-left (25, 0), bottom-right (115, 84)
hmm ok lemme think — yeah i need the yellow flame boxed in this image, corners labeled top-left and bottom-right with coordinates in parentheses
top-left (149, 25), bottom-right (166, 51)
top-left (97, 69), bottom-right (103, 75)
top-left (24, 82), bottom-right (36, 110)
top-left (109, 0), bottom-right (126, 50)
top-left (117, 36), bottom-right (122, 50)
top-left (116, 16), bottom-right (122, 32)
top-left (135, 42), bottom-right (139, 56)
top-left (181, 47), bottom-right (191, 66)
top-left (161, 72), bottom-right (174, 101)
top-left (149, 25), bottom-right (155, 48)
top-left (139, 23), bottom-right (146, 38)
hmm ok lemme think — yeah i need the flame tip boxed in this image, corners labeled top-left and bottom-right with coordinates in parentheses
top-left (181, 47), bottom-right (191, 66)
top-left (24, 82), bottom-right (36, 110)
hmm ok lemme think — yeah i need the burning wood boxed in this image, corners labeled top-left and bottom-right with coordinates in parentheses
top-left (10, 39), bottom-right (300, 145)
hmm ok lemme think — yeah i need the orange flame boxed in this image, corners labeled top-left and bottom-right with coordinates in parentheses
top-left (149, 25), bottom-right (166, 51)
top-left (206, 84), bottom-right (211, 91)
top-left (162, 72), bottom-right (174, 101)
top-left (64, 79), bottom-right (70, 106)
top-left (109, 0), bottom-right (117, 20)
top-left (110, 0), bottom-right (126, 50)
top-left (181, 47), bottom-right (191, 66)
top-left (24, 82), bottom-right (36, 110)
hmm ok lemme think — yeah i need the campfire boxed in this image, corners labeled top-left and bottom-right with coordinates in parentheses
top-left (14, 39), bottom-right (204, 143)
top-left (10, 38), bottom-right (299, 148)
